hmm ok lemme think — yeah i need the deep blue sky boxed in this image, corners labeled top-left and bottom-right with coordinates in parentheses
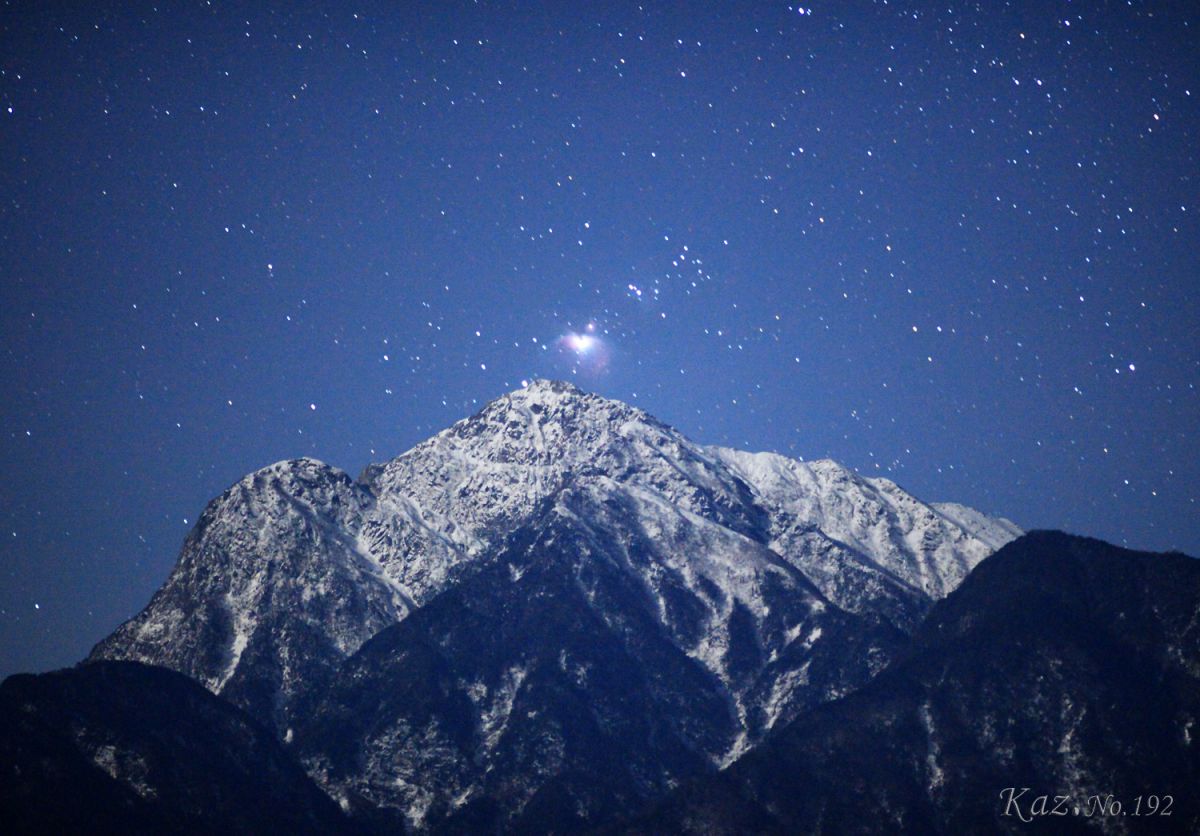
top-left (2, 1), bottom-right (1196, 677)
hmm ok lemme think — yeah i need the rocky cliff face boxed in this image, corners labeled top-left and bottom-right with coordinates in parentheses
top-left (91, 459), bottom-right (412, 735)
top-left (90, 379), bottom-right (1020, 828)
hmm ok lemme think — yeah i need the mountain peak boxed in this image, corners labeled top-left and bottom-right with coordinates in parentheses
top-left (518, 377), bottom-right (582, 395)
top-left (494, 377), bottom-right (607, 420)
top-left (499, 377), bottom-right (624, 416)
top-left (434, 378), bottom-right (660, 459)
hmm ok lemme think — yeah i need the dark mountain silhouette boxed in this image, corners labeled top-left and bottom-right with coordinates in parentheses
top-left (0, 660), bottom-right (355, 835)
top-left (634, 531), bottom-right (1200, 834)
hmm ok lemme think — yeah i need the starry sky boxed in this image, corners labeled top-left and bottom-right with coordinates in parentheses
top-left (2, 1), bottom-right (1197, 677)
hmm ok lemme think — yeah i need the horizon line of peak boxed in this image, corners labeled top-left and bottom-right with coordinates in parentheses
top-left (516, 378), bottom-right (582, 393)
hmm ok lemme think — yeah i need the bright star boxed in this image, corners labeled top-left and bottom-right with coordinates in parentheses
top-left (554, 323), bottom-right (610, 375)
top-left (563, 332), bottom-right (597, 354)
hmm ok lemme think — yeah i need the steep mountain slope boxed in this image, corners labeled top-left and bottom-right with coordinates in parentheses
top-left (639, 531), bottom-right (1200, 834)
top-left (0, 661), bottom-right (355, 835)
top-left (294, 483), bottom-right (904, 832)
top-left (91, 459), bottom-right (414, 735)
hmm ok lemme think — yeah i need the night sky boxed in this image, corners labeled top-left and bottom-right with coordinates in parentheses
top-left (2, 1), bottom-right (1197, 677)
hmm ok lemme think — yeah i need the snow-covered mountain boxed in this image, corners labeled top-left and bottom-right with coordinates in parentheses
top-left (92, 379), bottom-right (1020, 829)
top-left (91, 458), bottom-right (412, 733)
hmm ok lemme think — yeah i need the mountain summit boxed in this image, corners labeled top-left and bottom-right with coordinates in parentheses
top-left (92, 380), bottom-right (1020, 829)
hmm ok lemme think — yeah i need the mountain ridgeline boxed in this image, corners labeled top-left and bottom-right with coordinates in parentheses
top-left (3, 380), bottom-right (1193, 833)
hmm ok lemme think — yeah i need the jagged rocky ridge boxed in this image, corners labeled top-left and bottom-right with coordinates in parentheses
top-left (88, 379), bottom-right (1021, 828)
top-left (635, 532), bottom-right (1200, 834)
